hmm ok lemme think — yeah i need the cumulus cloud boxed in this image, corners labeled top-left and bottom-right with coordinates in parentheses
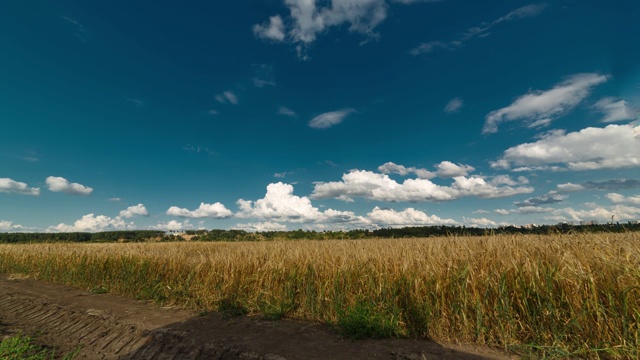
top-left (253, 15), bottom-right (286, 41)
top-left (411, 3), bottom-right (547, 56)
top-left (308, 108), bottom-right (355, 129)
top-left (215, 91), bottom-right (238, 105)
top-left (606, 193), bottom-right (640, 206)
top-left (463, 217), bottom-right (497, 227)
top-left (492, 124), bottom-right (640, 171)
top-left (378, 162), bottom-right (435, 179)
top-left (435, 161), bottom-right (475, 177)
top-left (46, 176), bottom-right (93, 195)
top-left (444, 98), bottom-right (463, 113)
top-left (594, 97), bottom-right (637, 123)
top-left (494, 206), bottom-right (554, 215)
top-left (545, 205), bottom-right (640, 223)
top-left (254, 0), bottom-right (436, 58)
top-left (237, 182), bottom-right (370, 226)
top-left (558, 179), bottom-right (640, 192)
top-left (367, 206), bottom-right (457, 227)
top-left (154, 220), bottom-right (193, 231)
top-left (378, 161), bottom-right (474, 179)
top-left (233, 221), bottom-right (288, 232)
top-left (0, 220), bottom-right (24, 232)
top-left (166, 202), bottom-right (233, 219)
top-left (119, 204), bottom-right (149, 218)
top-left (48, 214), bottom-right (132, 232)
top-left (483, 73), bottom-right (608, 134)
top-left (311, 170), bottom-right (533, 202)
top-left (0, 178), bottom-right (40, 196)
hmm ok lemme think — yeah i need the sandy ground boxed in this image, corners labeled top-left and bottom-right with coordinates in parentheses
top-left (0, 273), bottom-right (518, 360)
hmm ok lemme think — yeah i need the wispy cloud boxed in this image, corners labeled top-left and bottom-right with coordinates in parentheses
top-left (183, 144), bottom-right (215, 156)
top-left (410, 3), bottom-right (548, 55)
top-left (126, 98), bottom-right (144, 107)
top-left (274, 171), bottom-right (294, 178)
top-left (594, 97), bottom-right (637, 123)
top-left (483, 73), bottom-right (607, 134)
top-left (444, 97), bottom-right (463, 113)
top-left (215, 91), bottom-right (238, 105)
top-left (308, 108), bottom-right (355, 129)
top-left (278, 106), bottom-right (297, 117)
top-left (61, 16), bottom-right (88, 42)
top-left (252, 64), bottom-right (277, 88)
top-left (0, 178), bottom-right (40, 196)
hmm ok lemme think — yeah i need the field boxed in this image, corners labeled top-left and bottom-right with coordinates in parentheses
top-left (1, 233), bottom-right (639, 358)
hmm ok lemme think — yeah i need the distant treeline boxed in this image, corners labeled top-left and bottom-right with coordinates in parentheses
top-left (1, 223), bottom-right (639, 243)
top-left (0, 230), bottom-right (165, 243)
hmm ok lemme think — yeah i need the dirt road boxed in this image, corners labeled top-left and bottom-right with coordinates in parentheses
top-left (0, 274), bottom-right (516, 359)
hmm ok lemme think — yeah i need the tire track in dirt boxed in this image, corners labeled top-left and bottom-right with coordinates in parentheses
top-left (0, 274), bottom-right (516, 360)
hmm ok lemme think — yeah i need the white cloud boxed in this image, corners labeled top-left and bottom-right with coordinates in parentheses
top-left (233, 221), bottom-right (288, 232)
top-left (411, 3), bottom-right (547, 56)
top-left (545, 205), bottom-right (640, 223)
top-left (311, 170), bottom-right (533, 202)
top-left (278, 106), bottom-right (297, 117)
top-left (0, 178), bottom-right (40, 196)
top-left (237, 182), bottom-right (370, 226)
top-left (378, 161), bottom-right (474, 179)
top-left (483, 73), bottom-right (608, 134)
top-left (237, 182), bottom-right (323, 222)
top-left (45, 176), bottom-right (93, 195)
top-left (253, 15), bottom-right (286, 42)
top-left (594, 97), bottom-right (636, 123)
top-left (308, 108), bottom-right (355, 129)
top-left (367, 206), bottom-right (457, 227)
top-left (378, 162), bottom-right (435, 179)
top-left (556, 183), bottom-right (586, 192)
top-left (215, 91), bottom-right (238, 105)
top-left (119, 204), bottom-right (149, 218)
top-left (493, 206), bottom-right (554, 215)
top-left (444, 97), bottom-right (463, 113)
top-left (0, 220), bottom-right (24, 232)
top-left (48, 214), bottom-right (132, 232)
top-left (606, 193), bottom-right (640, 206)
top-left (493, 124), bottom-right (640, 171)
top-left (435, 161), bottom-right (475, 177)
top-left (154, 220), bottom-right (193, 231)
top-left (166, 202), bottom-right (233, 219)
top-left (255, 0), bottom-right (419, 58)
top-left (463, 217), bottom-right (497, 227)
top-left (108, 197), bottom-right (122, 202)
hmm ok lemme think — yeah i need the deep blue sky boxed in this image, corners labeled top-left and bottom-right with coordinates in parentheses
top-left (1, 0), bottom-right (639, 232)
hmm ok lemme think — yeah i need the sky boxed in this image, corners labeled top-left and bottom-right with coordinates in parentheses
top-left (1, 0), bottom-right (640, 233)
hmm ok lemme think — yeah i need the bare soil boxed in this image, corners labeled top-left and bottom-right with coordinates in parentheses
top-left (0, 274), bottom-right (518, 360)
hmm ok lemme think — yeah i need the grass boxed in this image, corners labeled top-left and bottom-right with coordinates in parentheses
top-left (0, 334), bottom-right (78, 360)
top-left (1, 233), bottom-right (639, 358)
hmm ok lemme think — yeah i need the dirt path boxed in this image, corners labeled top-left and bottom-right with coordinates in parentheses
top-left (0, 274), bottom-right (517, 360)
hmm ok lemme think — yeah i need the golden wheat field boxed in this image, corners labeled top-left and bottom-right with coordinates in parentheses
top-left (1, 233), bottom-right (639, 358)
